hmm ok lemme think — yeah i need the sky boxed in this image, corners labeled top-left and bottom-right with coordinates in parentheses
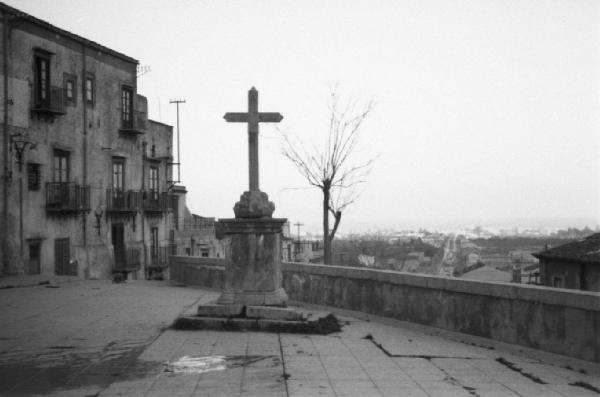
top-left (10, 0), bottom-right (600, 233)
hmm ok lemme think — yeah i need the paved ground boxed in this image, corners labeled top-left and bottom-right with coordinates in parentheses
top-left (0, 279), bottom-right (599, 396)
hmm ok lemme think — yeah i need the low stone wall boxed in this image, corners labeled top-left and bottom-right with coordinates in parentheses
top-left (170, 256), bottom-right (600, 363)
top-left (169, 256), bottom-right (224, 289)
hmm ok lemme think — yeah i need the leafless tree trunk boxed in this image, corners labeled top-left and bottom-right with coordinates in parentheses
top-left (280, 90), bottom-right (376, 264)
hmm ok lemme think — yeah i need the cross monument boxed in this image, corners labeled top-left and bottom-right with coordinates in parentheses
top-left (224, 87), bottom-right (283, 193)
top-left (216, 87), bottom-right (288, 306)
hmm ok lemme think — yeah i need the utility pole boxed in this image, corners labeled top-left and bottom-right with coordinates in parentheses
top-left (169, 99), bottom-right (185, 183)
top-left (294, 222), bottom-right (303, 259)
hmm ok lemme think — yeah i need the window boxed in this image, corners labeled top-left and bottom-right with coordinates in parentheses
top-left (34, 55), bottom-right (50, 106)
top-left (200, 248), bottom-right (209, 258)
top-left (85, 74), bottom-right (95, 104)
top-left (112, 158), bottom-right (125, 191)
top-left (552, 276), bottom-right (564, 288)
top-left (63, 73), bottom-right (76, 106)
top-left (121, 86), bottom-right (133, 128)
top-left (149, 166), bottom-right (159, 198)
top-left (27, 163), bottom-right (41, 191)
top-left (53, 150), bottom-right (69, 182)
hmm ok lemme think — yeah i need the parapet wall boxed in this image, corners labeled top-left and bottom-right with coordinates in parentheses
top-left (170, 256), bottom-right (600, 363)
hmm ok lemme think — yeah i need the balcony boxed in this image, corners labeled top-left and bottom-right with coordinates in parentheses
top-left (106, 189), bottom-right (141, 214)
top-left (46, 182), bottom-right (90, 214)
top-left (113, 246), bottom-right (141, 272)
top-left (32, 86), bottom-right (66, 116)
top-left (119, 110), bottom-right (147, 136)
top-left (142, 190), bottom-right (171, 214)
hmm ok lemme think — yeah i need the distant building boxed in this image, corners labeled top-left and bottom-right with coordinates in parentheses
top-left (532, 233), bottom-right (600, 291)
top-left (280, 223), bottom-right (323, 263)
top-left (171, 189), bottom-right (224, 260)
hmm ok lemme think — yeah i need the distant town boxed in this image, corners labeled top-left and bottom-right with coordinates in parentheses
top-left (279, 224), bottom-right (599, 287)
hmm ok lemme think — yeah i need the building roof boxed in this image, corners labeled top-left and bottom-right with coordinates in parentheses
top-left (0, 2), bottom-right (138, 65)
top-left (532, 233), bottom-right (600, 265)
top-left (461, 265), bottom-right (512, 283)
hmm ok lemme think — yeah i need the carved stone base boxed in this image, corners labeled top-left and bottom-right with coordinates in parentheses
top-left (217, 217), bottom-right (288, 306)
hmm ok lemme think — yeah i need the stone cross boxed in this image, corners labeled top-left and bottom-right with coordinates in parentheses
top-left (224, 87), bottom-right (283, 192)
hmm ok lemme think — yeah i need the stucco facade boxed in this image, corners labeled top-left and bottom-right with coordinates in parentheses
top-left (0, 3), bottom-right (178, 279)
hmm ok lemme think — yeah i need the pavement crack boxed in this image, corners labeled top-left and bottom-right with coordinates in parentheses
top-left (363, 334), bottom-right (475, 360)
top-left (496, 357), bottom-right (547, 385)
top-left (428, 359), bottom-right (481, 397)
top-left (569, 381), bottom-right (600, 394)
top-left (277, 333), bottom-right (290, 397)
top-left (363, 334), bottom-right (392, 357)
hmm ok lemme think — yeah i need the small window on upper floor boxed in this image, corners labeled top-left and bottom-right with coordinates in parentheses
top-left (85, 74), bottom-right (95, 105)
top-left (63, 73), bottom-right (77, 106)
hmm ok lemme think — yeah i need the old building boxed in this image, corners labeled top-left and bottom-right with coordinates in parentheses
top-left (533, 233), bottom-right (600, 291)
top-left (0, 3), bottom-right (179, 279)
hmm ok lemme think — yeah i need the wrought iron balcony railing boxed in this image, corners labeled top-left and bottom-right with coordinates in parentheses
top-left (142, 190), bottom-right (171, 213)
top-left (119, 110), bottom-right (147, 136)
top-left (32, 86), bottom-right (66, 116)
top-left (106, 189), bottom-right (141, 213)
top-left (46, 182), bottom-right (90, 213)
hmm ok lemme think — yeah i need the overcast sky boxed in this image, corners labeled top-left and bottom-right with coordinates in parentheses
top-left (11, 0), bottom-right (600, 233)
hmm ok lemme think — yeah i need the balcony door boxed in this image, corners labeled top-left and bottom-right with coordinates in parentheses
top-left (112, 223), bottom-right (126, 270)
top-left (149, 166), bottom-right (159, 200)
top-left (112, 158), bottom-right (125, 207)
top-left (53, 150), bottom-right (69, 182)
top-left (49, 150), bottom-right (70, 206)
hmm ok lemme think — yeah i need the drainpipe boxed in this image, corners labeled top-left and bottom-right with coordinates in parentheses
top-left (2, 11), bottom-right (10, 274)
top-left (81, 44), bottom-right (88, 272)
top-left (141, 141), bottom-right (146, 278)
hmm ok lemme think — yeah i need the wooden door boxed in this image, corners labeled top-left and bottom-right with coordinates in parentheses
top-left (112, 223), bottom-right (126, 270)
top-left (54, 238), bottom-right (70, 275)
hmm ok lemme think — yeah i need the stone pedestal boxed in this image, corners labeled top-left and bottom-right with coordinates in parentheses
top-left (217, 217), bottom-right (288, 306)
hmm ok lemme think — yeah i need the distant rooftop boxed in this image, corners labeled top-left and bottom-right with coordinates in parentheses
top-left (533, 233), bottom-right (600, 264)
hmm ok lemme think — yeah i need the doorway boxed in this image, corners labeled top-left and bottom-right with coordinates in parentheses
top-left (112, 223), bottom-right (126, 270)
top-left (54, 238), bottom-right (71, 275)
top-left (28, 241), bottom-right (41, 275)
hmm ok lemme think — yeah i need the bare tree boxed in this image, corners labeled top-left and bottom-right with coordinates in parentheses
top-left (280, 90), bottom-right (376, 264)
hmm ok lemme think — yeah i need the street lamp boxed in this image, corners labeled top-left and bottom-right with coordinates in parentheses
top-left (11, 134), bottom-right (36, 172)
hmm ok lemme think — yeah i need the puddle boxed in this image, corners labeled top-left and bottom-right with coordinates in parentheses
top-left (164, 355), bottom-right (274, 374)
top-left (164, 355), bottom-right (227, 374)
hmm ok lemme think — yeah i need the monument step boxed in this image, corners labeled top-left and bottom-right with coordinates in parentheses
top-left (246, 305), bottom-right (306, 321)
top-left (172, 311), bottom-right (341, 335)
top-left (197, 304), bottom-right (244, 318)
top-left (196, 303), bottom-right (306, 321)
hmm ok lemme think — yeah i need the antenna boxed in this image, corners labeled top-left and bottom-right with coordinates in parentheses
top-left (169, 99), bottom-right (186, 184)
top-left (136, 65), bottom-right (151, 77)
